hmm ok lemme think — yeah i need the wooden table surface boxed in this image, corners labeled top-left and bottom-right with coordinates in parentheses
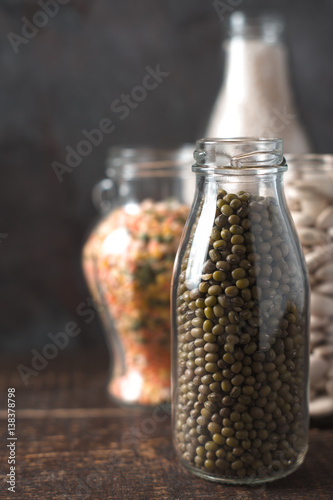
top-left (0, 349), bottom-right (332, 500)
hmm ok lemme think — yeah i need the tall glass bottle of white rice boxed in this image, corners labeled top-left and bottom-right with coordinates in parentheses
top-left (206, 12), bottom-right (312, 154)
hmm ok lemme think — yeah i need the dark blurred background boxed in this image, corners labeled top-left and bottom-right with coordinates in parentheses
top-left (1, 0), bottom-right (333, 353)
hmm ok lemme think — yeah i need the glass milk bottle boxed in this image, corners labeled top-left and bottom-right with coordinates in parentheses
top-left (206, 12), bottom-right (312, 154)
top-left (171, 138), bottom-right (309, 483)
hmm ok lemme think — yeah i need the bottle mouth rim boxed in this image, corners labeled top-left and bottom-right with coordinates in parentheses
top-left (227, 11), bottom-right (285, 42)
top-left (194, 137), bottom-right (285, 170)
top-left (200, 137), bottom-right (282, 145)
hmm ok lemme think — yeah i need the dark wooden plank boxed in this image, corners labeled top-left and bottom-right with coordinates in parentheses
top-left (1, 351), bottom-right (333, 499)
top-left (0, 350), bottom-right (111, 411)
top-left (1, 412), bottom-right (333, 500)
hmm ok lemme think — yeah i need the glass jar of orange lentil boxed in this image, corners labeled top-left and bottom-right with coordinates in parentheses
top-left (82, 146), bottom-right (193, 405)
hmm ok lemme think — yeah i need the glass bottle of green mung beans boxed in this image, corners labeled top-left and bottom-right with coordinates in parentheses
top-left (171, 138), bottom-right (309, 484)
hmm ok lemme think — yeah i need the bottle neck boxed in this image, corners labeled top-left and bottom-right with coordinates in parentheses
top-left (222, 35), bottom-right (294, 106)
top-left (206, 33), bottom-right (312, 153)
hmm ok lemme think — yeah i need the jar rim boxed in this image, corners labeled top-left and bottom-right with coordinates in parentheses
top-left (285, 154), bottom-right (333, 165)
top-left (105, 144), bottom-right (194, 177)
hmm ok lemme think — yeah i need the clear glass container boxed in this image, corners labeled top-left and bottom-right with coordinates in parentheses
top-left (82, 146), bottom-right (193, 405)
top-left (171, 138), bottom-right (309, 484)
top-left (206, 12), bottom-right (312, 154)
top-left (285, 154), bottom-right (333, 421)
